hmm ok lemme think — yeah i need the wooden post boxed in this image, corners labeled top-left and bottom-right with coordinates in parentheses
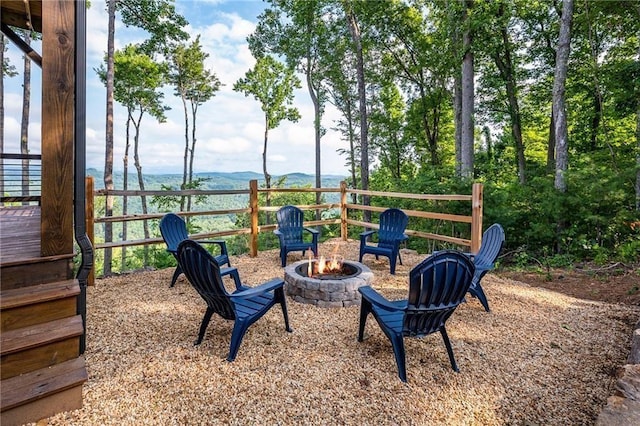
top-left (470, 183), bottom-right (483, 253)
top-left (340, 181), bottom-right (347, 240)
top-left (249, 179), bottom-right (258, 257)
top-left (86, 176), bottom-right (95, 286)
top-left (40, 0), bottom-right (75, 257)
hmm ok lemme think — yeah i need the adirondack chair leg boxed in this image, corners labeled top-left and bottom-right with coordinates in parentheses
top-left (195, 308), bottom-right (215, 345)
top-left (357, 299), bottom-right (373, 341)
top-left (228, 320), bottom-right (251, 362)
top-left (275, 287), bottom-right (293, 332)
top-left (469, 283), bottom-right (491, 312)
top-left (170, 264), bottom-right (183, 287)
top-left (280, 249), bottom-right (287, 267)
top-left (440, 326), bottom-right (459, 372)
top-left (389, 255), bottom-right (397, 275)
top-left (389, 334), bottom-right (407, 382)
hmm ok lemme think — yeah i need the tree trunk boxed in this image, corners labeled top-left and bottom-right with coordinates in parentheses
top-left (547, 110), bottom-right (555, 173)
top-left (347, 100), bottom-right (358, 205)
top-left (180, 94), bottom-right (189, 212)
top-left (493, 10), bottom-right (526, 184)
top-left (345, 3), bottom-right (370, 224)
top-left (121, 114), bottom-right (131, 272)
top-left (454, 72), bottom-right (462, 176)
top-left (460, 0), bottom-right (475, 179)
top-left (188, 101), bottom-right (198, 213)
top-left (103, 0), bottom-right (117, 276)
top-left (552, 0), bottom-right (573, 193)
top-left (263, 114), bottom-right (271, 224)
top-left (20, 31), bottom-right (31, 203)
top-left (133, 111), bottom-right (150, 265)
top-left (636, 72), bottom-right (640, 211)
top-left (306, 62), bottom-right (322, 222)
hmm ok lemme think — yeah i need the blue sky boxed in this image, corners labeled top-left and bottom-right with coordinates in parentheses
top-left (2, 0), bottom-right (349, 177)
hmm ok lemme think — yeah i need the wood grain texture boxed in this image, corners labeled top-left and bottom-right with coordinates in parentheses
top-left (40, 0), bottom-right (75, 258)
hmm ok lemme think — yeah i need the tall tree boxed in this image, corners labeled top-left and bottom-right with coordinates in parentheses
top-left (233, 55), bottom-right (301, 206)
top-left (552, 0), bottom-right (574, 193)
top-left (103, 0), bottom-right (117, 276)
top-left (460, 0), bottom-right (475, 179)
top-left (100, 45), bottom-right (168, 267)
top-left (101, 0), bottom-right (187, 274)
top-left (20, 30), bottom-right (32, 202)
top-left (342, 0), bottom-right (371, 223)
top-left (489, 1), bottom-right (526, 184)
top-left (1, 34), bottom-right (18, 197)
top-left (168, 36), bottom-right (221, 212)
top-left (249, 0), bottom-right (330, 221)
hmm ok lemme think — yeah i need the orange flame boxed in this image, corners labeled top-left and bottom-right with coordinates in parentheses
top-left (307, 245), bottom-right (344, 276)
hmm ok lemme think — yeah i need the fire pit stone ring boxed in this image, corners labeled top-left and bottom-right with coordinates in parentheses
top-left (284, 260), bottom-right (374, 307)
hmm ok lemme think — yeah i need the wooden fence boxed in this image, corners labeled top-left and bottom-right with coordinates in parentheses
top-left (86, 177), bottom-right (483, 282)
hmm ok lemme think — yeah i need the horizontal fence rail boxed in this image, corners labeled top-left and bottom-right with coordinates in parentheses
top-left (86, 177), bottom-right (483, 283)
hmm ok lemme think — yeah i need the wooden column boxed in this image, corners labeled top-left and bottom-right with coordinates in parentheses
top-left (249, 180), bottom-right (258, 257)
top-left (40, 0), bottom-right (75, 257)
top-left (470, 183), bottom-right (483, 253)
top-left (340, 181), bottom-right (347, 240)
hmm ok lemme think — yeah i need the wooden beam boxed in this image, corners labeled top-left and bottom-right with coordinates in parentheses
top-left (40, 0), bottom-right (74, 257)
top-left (0, 23), bottom-right (42, 67)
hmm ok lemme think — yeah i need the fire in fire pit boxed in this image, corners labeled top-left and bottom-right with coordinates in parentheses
top-left (297, 256), bottom-right (362, 280)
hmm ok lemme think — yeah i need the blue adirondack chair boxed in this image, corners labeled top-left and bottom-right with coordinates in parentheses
top-left (359, 208), bottom-right (409, 274)
top-left (357, 250), bottom-right (475, 382)
top-left (160, 212), bottom-right (232, 287)
top-left (176, 239), bottom-right (292, 361)
top-left (466, 223), bottom-right (505, 312)
top-left (273, 205), bottom-right (319, 267)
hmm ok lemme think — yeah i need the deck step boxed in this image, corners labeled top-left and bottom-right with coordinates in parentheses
top-left (1, 279), bottom-right (80, 332)
top-left (1, 315), bottom-right (84, 380)
top-left (1, 357), bottom-right (87, 423)
top-left (0, 255), bottom-right (74, 290)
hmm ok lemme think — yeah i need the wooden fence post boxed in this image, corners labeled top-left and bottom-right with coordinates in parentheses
top-left (249, 179), bottom-right (258, 257)
top-left (471, 183), bottom-right (483, 254)
top-left (340, 181), bottom-right (347, 241)
top-left (85, 176), bottom-right (95, 286)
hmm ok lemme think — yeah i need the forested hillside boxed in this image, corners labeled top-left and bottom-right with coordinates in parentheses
top-left (6, 1), bottom-right (635, 275)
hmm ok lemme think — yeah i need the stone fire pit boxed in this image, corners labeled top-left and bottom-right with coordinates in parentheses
top-left (284, 259), bottom-right (374, 307)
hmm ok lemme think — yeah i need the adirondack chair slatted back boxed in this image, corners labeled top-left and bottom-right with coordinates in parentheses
top-left (377, 208), bottom-right (409, 248)
top-left (160, 213), bottom-right (188, 253)
top-left (404, 251), bottom-right (475, 336)
top-left (177, 240), bottom-right (235, 320)
top-left (359, 208), bottom-right (409, 274)
top-left (276, 205), bottom-right (305, 245)
top-left (475, 224), bottom-right (505, 267)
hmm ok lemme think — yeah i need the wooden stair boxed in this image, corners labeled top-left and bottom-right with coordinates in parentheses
top-left (0, 280), bottom-right (88, 426)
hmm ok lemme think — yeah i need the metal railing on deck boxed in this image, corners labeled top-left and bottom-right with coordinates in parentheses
top-left (0, 153), bottom-right (42, 205)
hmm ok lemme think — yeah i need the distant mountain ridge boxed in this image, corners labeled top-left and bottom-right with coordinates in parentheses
top-left (86, 169), bottom-right (346, 190)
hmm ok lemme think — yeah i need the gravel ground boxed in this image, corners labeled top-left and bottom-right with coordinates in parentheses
top-left (41, 239), bottom-right (639, 425)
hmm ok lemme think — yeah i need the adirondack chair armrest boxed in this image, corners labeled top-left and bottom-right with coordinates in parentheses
top-left (230, 278), bottom-right (285, 299)
top-left (474, 263), bottom-right (494, 273)
top-left (304, 227), bottom-right (319, 235)
top-left (360, 230), bottom-right (376, 242)
top-left (220, 267), bottom-right (242, 289)
top-left (358, 286), bottom-right (404, 312)
top-left (198, 239), bottom-right (229, 255)
top-left (399, 234), bottom-right (409, 243)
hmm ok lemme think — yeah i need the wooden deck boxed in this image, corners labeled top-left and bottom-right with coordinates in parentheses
top-left (0, 206), bottom-right (41, 264)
